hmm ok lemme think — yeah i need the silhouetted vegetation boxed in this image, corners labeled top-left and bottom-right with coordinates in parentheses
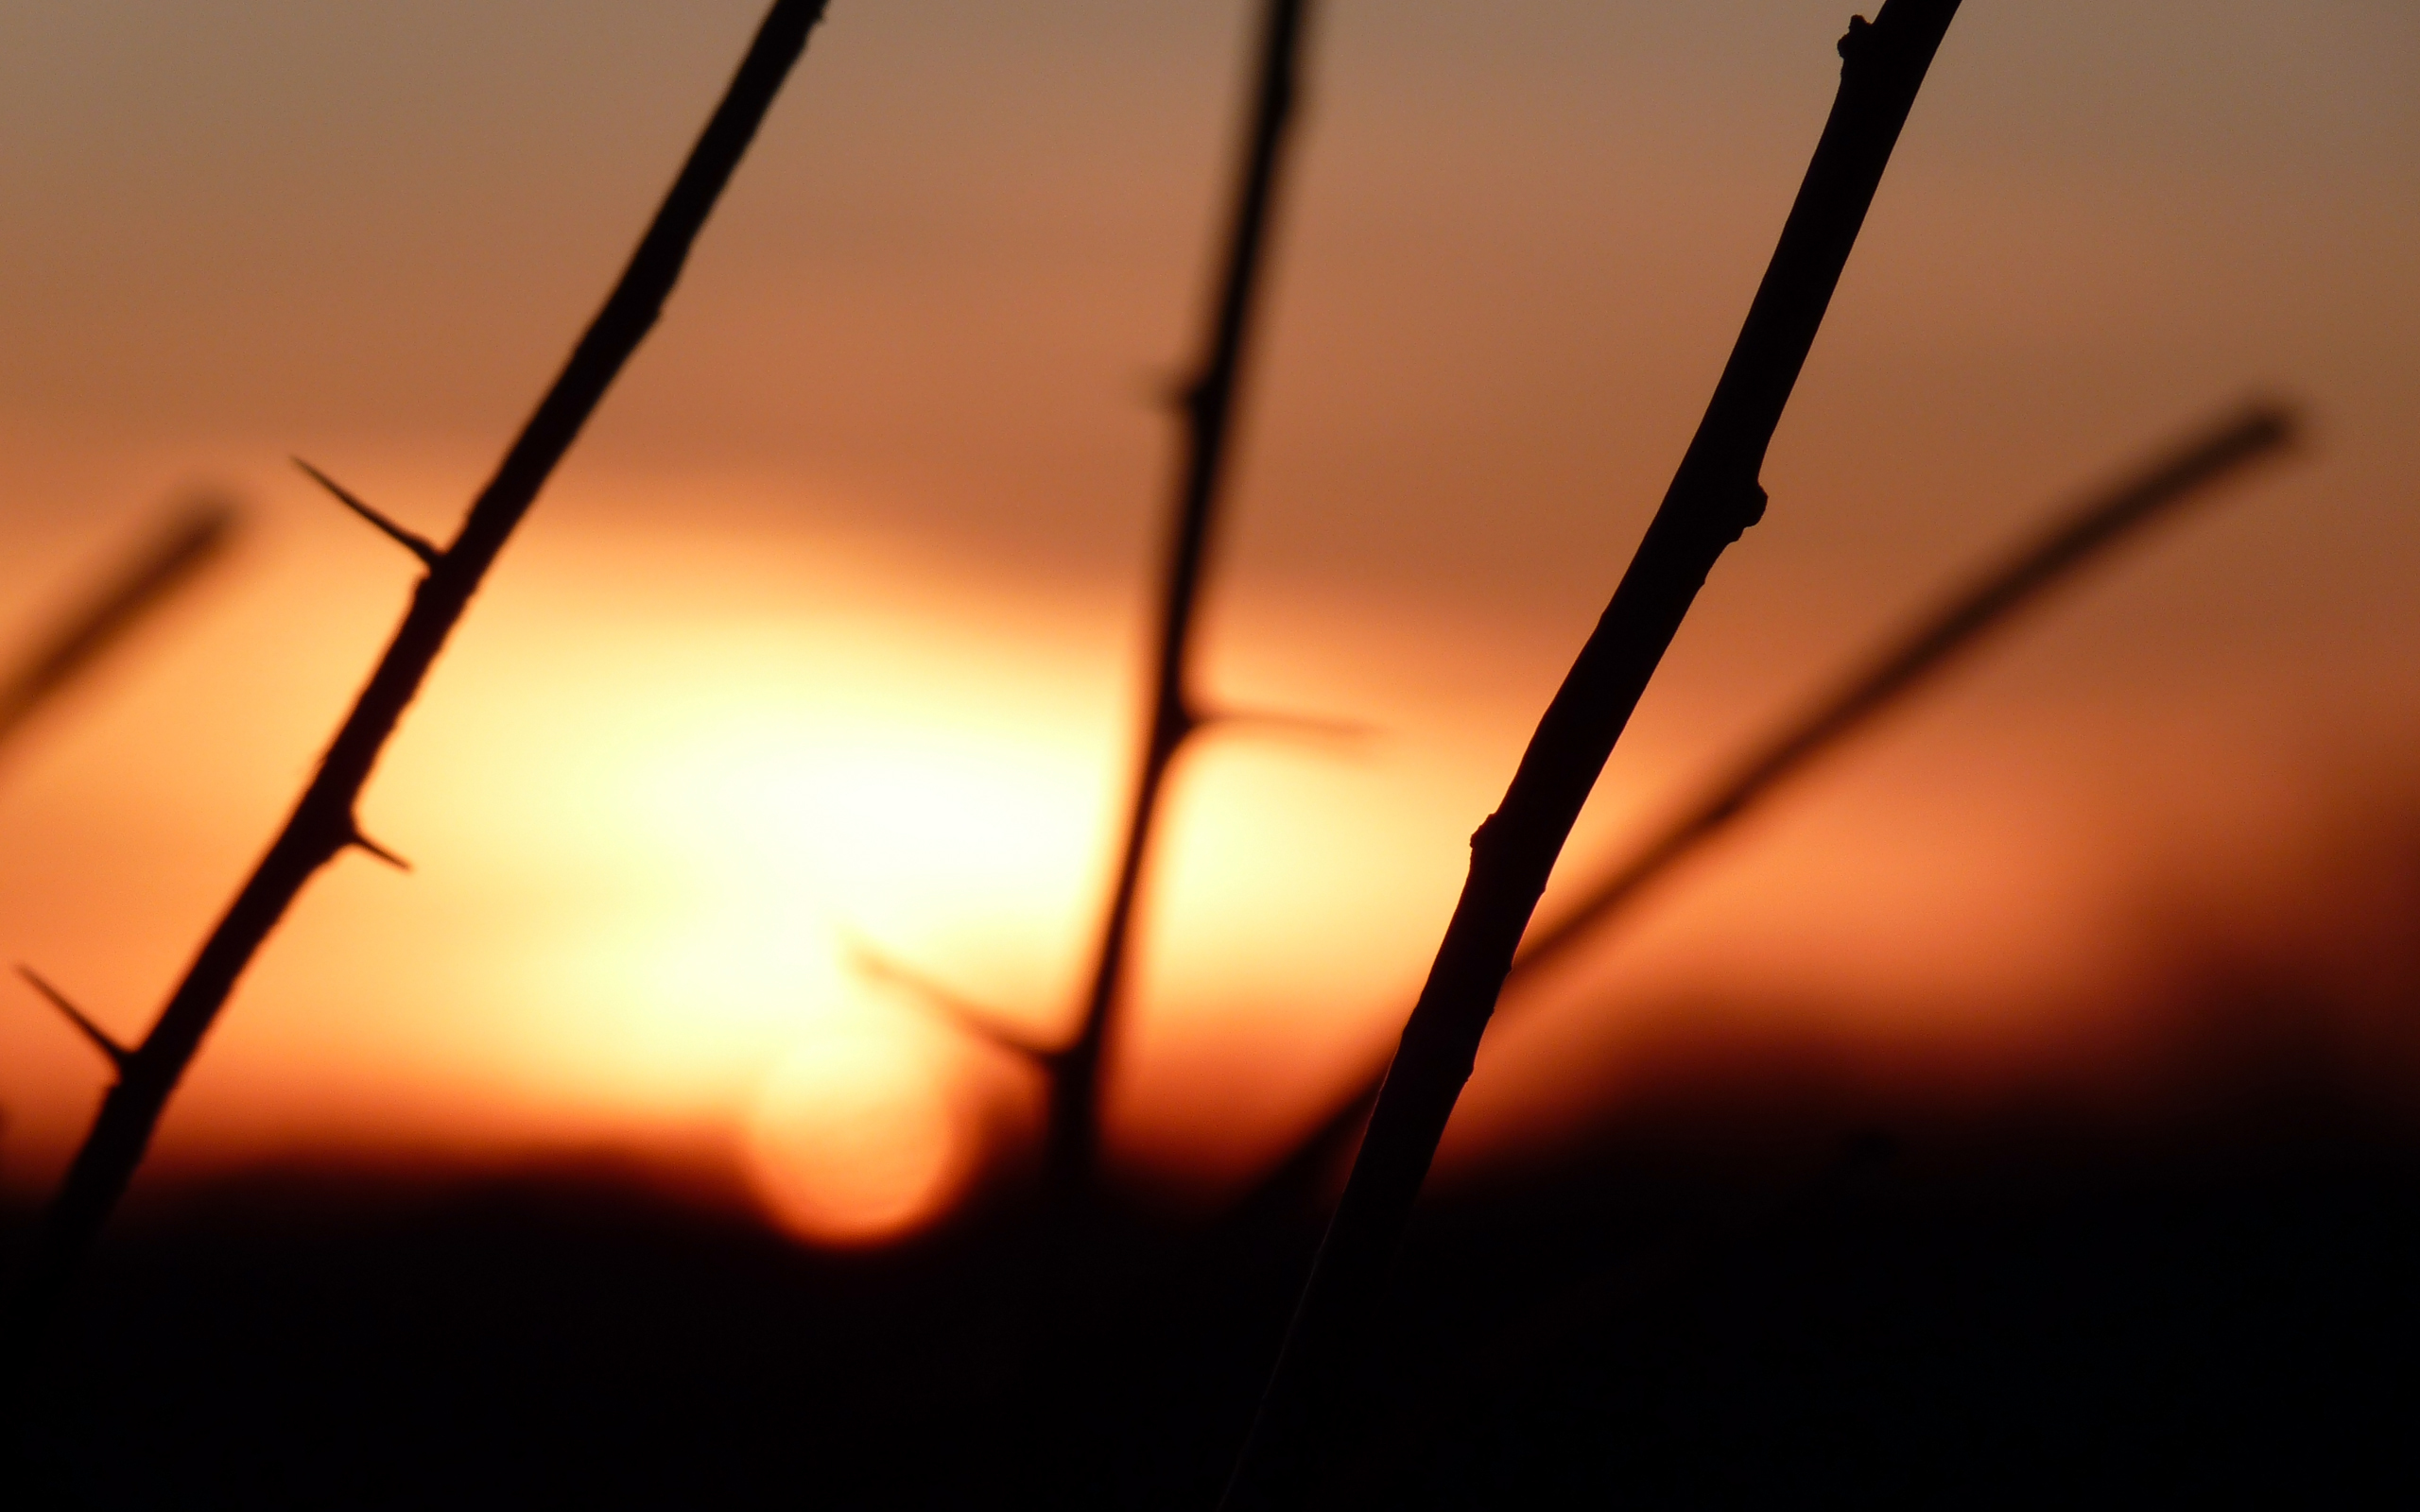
top-left (1248, 401), bottom-right (2297, 1224)
top-left (1222, 5), bottom-right (1965, 1502)
top-left (4, 0), bottom-right (830, 1375)
top-left (863, 0), bottom-right (1327, 1200)
top-left (9, 956), bottom-right (2419, 1506)
top-left (2, 4), bottom-right (2406, 1509)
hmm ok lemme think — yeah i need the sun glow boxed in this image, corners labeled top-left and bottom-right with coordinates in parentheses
top-left (3, 479), bottom-right (2398, 1221)
top-left (454, 610), bottom-right (1115, 1239)
top-left (745, 1009), bottom-right (974, 1246)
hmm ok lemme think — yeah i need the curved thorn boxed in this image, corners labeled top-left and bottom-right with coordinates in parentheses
top-left (346, 826), bottom-right (412, 872)
top-left (838, 928), bottom-right (1060, 1062)
top-left (292, 457), bottom-right (443, 569)
top-left (18, 966), bottom-right (131, 1073)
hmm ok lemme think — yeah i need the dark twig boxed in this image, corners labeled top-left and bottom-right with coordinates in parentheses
top-left (1217, 6), bottom-right (1964, 1504)
top-left (1042, 0), bottom-right (1318, 1193)
top-left (1238, 400), bottom-right (2297, 1217)
top-left (3, 0), bottom-right (828, 1363)
top-left (0, 500), bottom-right (237, 757)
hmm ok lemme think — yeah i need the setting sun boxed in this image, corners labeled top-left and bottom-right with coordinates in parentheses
top-left (2, 2), bottom-right (2415, 1503)
top-left (745, 1007), bottom-right (973, 1246)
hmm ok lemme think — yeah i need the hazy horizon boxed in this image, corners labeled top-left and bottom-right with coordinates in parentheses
top-left (2, 0), bottom-right (2413, 1240)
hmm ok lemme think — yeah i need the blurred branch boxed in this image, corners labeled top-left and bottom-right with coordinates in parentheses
top-left (1044, 0), bottom-right (1321, 1194)
top-left (1235, 399), bottom-right (2300, 1222)
top-left (1219, 5), bottom-right (1966, 1505)
top-left (0, 499), bottom-right (237, 758)
top-left (3, 0), bottom-right (830, 1368)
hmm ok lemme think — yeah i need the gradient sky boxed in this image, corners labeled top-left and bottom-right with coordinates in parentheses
top-left (1, 2), bottom-right (2413, 1232)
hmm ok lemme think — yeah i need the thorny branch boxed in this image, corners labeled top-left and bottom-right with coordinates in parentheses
top-left (1219, 5), bottom-right (1965, 1505)
top-left (1041, 0), bottom-right (1319, 1194)
top-left (3, 0), bottom-right (830, 1366)
top-left (1238, 401), bottom-right (2297, 1219)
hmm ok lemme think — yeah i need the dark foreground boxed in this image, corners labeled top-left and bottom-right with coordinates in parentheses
top-left (7, 1047), bottom-right (2417, 1511)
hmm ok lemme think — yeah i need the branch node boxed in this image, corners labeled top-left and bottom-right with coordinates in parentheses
top-left (1469, 810), bottom-right (1504, 856)
top-left (17, 965), bottom-right (132, 1074)
top-left (293, 457), bottom-right (444, 569)
top-left (1839, 14), bottom-right (1875, 62)
top-left (1737, 480), bottom-right (1771, 537)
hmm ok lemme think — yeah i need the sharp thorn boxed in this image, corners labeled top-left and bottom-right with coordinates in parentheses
top-left (292, 457), bottom-right (443, 569)
top-left (346, 826), bottom-right (412, 872)
top-left (17, 965), bottom-right (132, 1073)
top-left (837, 928), bottom-right (1059, 1062)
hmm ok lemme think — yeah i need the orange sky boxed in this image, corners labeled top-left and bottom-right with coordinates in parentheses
top-left (1, 2), bottom-right (2415, 1239)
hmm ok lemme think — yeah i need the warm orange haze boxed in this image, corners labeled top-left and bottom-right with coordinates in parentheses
top-left (1, 2), bottom-right (2414, 1248)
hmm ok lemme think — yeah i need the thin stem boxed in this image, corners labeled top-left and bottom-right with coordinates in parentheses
top-left (4, 0), bottom-right (828, 1363)
top-left (1237, 400), bottom-right (2296, 1219)
top-left (1217, 6), bottom-right (1964, 1505)
top-left (1043, 0), bottom-right (1316, 1194)
top-left (0, 500), bottom-right (237, 757)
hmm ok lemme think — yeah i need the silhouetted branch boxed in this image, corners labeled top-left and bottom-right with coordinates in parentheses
top-left (14, 968), bottom-right (131, 1075)
top-left (3, 0), bottom-right (829, 1365)
top-left (1238, 400), bottom-right (2298, 1218)
top-left (1043, 0), bottom-right (1320, 1194)
top-left (1518, 401), bottom-right (2296, 981)
top-left (1218, 6), bottom-right (1964, 1505)
top-left (292, 457), bottom-right (443, 569)
top-left (0, 500), bottom-right (237, 757)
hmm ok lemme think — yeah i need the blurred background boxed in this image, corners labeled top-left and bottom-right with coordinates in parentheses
top-left (0, 0), bottom-right (2413, 1248)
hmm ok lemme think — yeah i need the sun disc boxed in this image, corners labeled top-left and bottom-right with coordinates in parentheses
top-left (744, 1017), bottom-right (966, 1246)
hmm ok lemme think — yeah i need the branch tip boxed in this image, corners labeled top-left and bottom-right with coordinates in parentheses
top-left (292, 457), bottom-right (443, 569)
